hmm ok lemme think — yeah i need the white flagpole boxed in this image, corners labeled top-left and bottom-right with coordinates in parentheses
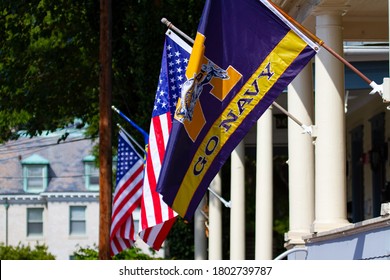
top-left (161, 18), bottom-right (194, 44)
top-left (208, 187), bottom-right (231, 208)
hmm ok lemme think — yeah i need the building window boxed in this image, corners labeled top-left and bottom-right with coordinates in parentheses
top-left (24, 165), bottom-right (48, 193)
top-left (22, 154), bottom-right (49, 193)
top-left (27, 208), bottom-right (44, 236)
top-left (83, 156), bottom-right (99, 191)
top-left (70, 206), bottom-right (86, 235)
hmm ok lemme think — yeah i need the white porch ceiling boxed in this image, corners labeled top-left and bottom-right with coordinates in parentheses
top-left (272, 0), bottom-right (389, 41)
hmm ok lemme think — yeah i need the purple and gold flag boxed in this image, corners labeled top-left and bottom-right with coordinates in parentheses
top-left (157, 0), bottom-right (320, 220)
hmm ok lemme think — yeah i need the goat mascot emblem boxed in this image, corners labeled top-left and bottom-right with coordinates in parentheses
top-left (176, 61), bottom-right (230, 122)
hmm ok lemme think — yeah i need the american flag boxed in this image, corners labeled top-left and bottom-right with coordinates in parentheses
top-left (110, 130), bottom-right (144, 256)
top-left (138, 30), bottom-right (191, 249)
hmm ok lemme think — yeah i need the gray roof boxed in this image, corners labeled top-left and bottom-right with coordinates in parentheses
top-left (0, 129), bottom-right (98, 194)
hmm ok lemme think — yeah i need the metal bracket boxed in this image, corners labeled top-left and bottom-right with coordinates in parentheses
top-left (301, 124), bottom-right (314, 136)
top-left (208, 187), bottom-right (231, 208)
top-left (369, 81), bottom-right (384, 96)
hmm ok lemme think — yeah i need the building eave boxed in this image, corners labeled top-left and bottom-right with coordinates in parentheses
top-left (0, 192), bottom-right (99, 204)
top-left (304, 214), bottom-right (390, 244)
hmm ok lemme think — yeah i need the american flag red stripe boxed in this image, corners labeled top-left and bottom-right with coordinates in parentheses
top-left (110, 216), bottom-right (135, 256)
top-left (139, 113), bottom-right (176, 249)
top-left (138, 30), bottom-right (191, 251)
top-left (110, 130), bottom-right (144, 256)
top-left (112, 166), bottom-right (143, 206)
top-left (110, 167), bottom-right (143, 235)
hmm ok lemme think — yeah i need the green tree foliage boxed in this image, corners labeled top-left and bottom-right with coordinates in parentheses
top-left (0, 243), bottom-right (55, 260)
top-left (108, 0), bottom-right (205, 143)
top-left (0, 0), bottom-right (204, 143)
top-left (73, 244), bottom-right (160, 260)
top-left (0, 0), bottom-right (100, 141)
top-left (165, 217), bottom-right (195, 259)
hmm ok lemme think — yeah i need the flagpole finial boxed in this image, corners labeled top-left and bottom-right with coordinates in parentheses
top-left (161, 18), bottom-right (194, 44)
top-left (111, 105), bottom-right (120, 114)
top-left (161, 18), bottom-right (171, 28)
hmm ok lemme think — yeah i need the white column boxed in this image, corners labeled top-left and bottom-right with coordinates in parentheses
top-left (194, 197), bottom-right (207, 260)
top-left (209, 172), bottom-right (222, 260)
top-left (313, 11), bottom-right (350, 232)
top-left (285, 64), bottom-right (315, 246)
top-left (230, 140), bottom-right (245, 260)
top-left (255, 107), bottom-right (273, 259)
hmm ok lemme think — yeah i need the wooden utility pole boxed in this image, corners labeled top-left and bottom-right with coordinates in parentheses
top-left (99, 0), bottom-right (112, 260)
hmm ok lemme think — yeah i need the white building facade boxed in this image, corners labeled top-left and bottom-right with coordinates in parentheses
top-left (0, 129), bottom-right (100, 260)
